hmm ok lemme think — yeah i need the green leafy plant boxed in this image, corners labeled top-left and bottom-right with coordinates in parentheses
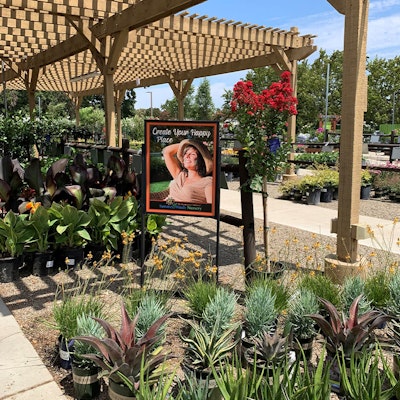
top-left (387, 270), bottom-right (400, 318)
top-left (25, 204), bottom-right (56, 253)
top-left (0, 210), bottom-right (33, 257)
top-left (365, 269), bottom-right (391, 310)
top-left (146, 214), bottom-right (167, 238)
top-left (74, 303), bottom-right (172, 393)
top-left (87, 198), bottom-right (118, 250)
top-left (49, 202), bottom-right (91, 248)
top-left (361, 169), bottom-right (373, 187)
top-left (308, 295), bottom-right (391, 357)
top-left (298, 272), bottom-right (341, 310)
top-left (51, 291), bottom-right (105, 343)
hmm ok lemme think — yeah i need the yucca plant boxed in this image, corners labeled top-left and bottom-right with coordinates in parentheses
top-left (74, 302), bottom-right (173, 393)
top-left (308, 295), bottom-right (391, 358)
top-left (180, 319), bottom-right (239, 372)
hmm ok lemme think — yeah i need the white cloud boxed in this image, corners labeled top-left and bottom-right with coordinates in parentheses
top-left (367, 14), bottom-right (400, 57)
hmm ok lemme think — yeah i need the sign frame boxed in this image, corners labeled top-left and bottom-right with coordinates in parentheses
top-left (144, 120), bottom-right (219, 218)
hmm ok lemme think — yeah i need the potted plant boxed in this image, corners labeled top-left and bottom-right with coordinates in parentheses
top-left (200, 286), bottom-right (238, 336)
top-left (72, 314), bottom-right (104, 400)
top-left (365, 269), bottom-right (391, 312)
top-left (307, 295), bottom-right (391, 359)
top-left (243, 284), bottom-right (278, 341)
top-left (0, 210), bottom-right (33, 282)
top-left (229, 72), bottom-right (297, 273)
top-left (360, 169), bottom-right (373, 199)
top-left (74, 303), bottom-right (173, 399)
top-left (298, 174), bottom-right (324, 205)
top-left (50, 288), bottom-right (106, 370)
top-left (341, 275), bottom-right (371, 316)
top-left (284, 288), bottom-right (319, 360)
top-left (180, 318), bottom-right (239, 396)
top-left (182, 279), bottom-right (218, 319)
top-left (124, 291), bottom-right (170, 341)
top-left (243, 329), bottom-right (292, 378)
top-left (25, 204), bottom-right (57, 276)
top-left (298, 272), bottom-right (341, 311)
top-left (49, 202), bottom-right (92, 269)
top-left (86, 198), bottom-right (118, 260)
top-left (317, 168), bottom-right (339, 202)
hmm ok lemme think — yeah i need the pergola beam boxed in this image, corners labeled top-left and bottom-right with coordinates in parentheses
top-left (92, 0), bottom-right (206, 39)
top-left (327, 0), bottom-right (346, 14)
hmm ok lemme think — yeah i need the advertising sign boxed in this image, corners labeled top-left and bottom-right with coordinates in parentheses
top-left (145, 120), bottom-right (219, 217)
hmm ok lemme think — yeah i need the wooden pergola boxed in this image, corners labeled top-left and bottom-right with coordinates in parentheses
top-left (0, 0), bottom-right (316, 147)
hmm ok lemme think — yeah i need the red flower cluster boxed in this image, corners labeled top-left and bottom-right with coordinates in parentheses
top-left (230, 71), bottom-right (297, 134)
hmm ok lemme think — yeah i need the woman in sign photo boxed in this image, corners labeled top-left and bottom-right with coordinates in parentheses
top-left (162, 139), bottom-right (213, 204)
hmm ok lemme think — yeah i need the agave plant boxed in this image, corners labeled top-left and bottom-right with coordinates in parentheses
top-left (74, 302), bottom-right (173, 393)
top-left (244, 330), bottom-right (291, 369)
top-left (308, 295), bottom-right (391, 357)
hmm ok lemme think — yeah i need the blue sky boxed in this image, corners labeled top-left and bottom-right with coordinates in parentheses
top-left (135, 0), bottom-right (400, 109)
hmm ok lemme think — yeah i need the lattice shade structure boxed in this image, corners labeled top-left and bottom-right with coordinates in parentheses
top-left (0, 0), bottom-right (317, 145)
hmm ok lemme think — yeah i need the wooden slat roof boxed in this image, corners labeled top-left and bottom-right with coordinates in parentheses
top-left (0, 0), bottom-right (316, 96)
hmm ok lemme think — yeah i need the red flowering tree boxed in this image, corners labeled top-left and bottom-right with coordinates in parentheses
top-left (230, 71), bottom-right (298, 267)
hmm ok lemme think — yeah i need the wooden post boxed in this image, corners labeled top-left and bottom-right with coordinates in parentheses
top-left (104, 73), bottom-right (116, 147)
top-left (238, 150), bottom-right (256, 282)
top-left (335, 0), bottom-right (369, 263)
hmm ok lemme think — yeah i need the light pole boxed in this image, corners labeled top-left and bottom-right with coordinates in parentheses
top-left (392, 91), bottom-right (398, 130)
top-left (146, 91), bottom-right (153, 118)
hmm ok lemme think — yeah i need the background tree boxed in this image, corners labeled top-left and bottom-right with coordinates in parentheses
top-left (121, 89), bottom-right (136, 118)
top-left (193, 78), bottom-right (215, 120)
top-left (160, 84), bottom-right (195, 119)
top-left (366, 56), bottom-right (400, 130)
top-left (79, 106), bottom-right (105, 137)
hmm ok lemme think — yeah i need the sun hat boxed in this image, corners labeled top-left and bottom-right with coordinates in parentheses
top-left (177, 139), bottom-right (213, 175)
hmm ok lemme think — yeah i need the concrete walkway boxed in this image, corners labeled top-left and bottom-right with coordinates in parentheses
top-left (0, 187), bottom-right (399, 399)
top-left (220, 188), bottom-right (400, 254)
top-left (0, 298), bottom-right (66, 400)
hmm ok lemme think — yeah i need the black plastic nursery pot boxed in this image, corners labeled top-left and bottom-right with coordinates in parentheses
top-left (54, 247), bottom-right (85, 270)
top-left (0, 256), bottom-right (22, 283)
top-left (58, 335), bottom-right (74, 370)
top-left (72, 363), bottom-right (101, 400)
top-left (108, 379), bottom-right (135, 400)
top-left (32, 251), bottom-right (54, 276)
